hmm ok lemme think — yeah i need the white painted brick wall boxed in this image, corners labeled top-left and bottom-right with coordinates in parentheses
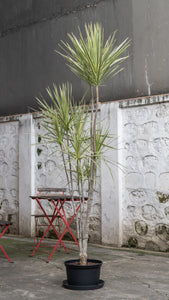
top-left (1, 95), bottom-right (169, 250)
top-left (120, 95), bottom-right (169, 250)
top-left (0, 120), bottom-right (19, 233)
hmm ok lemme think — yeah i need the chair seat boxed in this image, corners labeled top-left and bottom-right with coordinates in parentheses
top-left (31, 214), bottom-right (62, 218)
top-left (0, 220), bottom-right (13, 226)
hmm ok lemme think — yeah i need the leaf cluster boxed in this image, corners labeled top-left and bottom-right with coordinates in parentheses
top-left (58, 23), bottom-right (130, 87)
top-left (37, 83), bottom-right (114, 186)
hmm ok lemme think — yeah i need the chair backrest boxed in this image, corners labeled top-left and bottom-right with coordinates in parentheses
top-left (37, 188), bottom-right (66, 194)
top-left (34, 188), bottom-right (67, 216)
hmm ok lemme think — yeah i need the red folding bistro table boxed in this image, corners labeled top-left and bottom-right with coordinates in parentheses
top-left (0, 220), bottom-right (13, 263)
top-left (30, 194), bottom-right (86, 262)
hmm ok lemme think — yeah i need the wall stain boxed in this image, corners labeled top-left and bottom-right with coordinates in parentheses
top-left (127, 237), bottom-right (138, 248)
top-left (135, 220), bottom-right (148, 236)
top-left (155, 224), bottom-right (169, 241)
top-left (37, 148), bottom-right (42, 156)
top-left (157, 191), bottom-right (169, 203)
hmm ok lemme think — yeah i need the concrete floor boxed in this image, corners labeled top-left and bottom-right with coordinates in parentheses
top-left (1, 236), bottom-right (169, 300)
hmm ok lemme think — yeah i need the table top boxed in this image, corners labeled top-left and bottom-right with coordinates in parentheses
top-left (30, 194), bottom-right (88, 201)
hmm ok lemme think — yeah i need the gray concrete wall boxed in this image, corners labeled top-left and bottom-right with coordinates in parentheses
top-left (2, 94), bottom-right (169, 251)
top-left (0, 0), bottom-right (132, 116)
top-left (0, 119), bottom-right (19, 233)
top-left (120, 94), bottom-right (169, 251)
top-left (3, 0), bottom-right (169, 115)
top-left (132, 0), bottom-right (169, 98)
top-left (0, 0), bottom-right (169, 115)
top-left (100, 102), bottom-right (121, 246)
top-left (32, 114), bottom-right (102, 242)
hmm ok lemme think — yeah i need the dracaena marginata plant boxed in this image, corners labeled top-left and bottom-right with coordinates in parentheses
top-left (37, 23), bottom-right (130, 265)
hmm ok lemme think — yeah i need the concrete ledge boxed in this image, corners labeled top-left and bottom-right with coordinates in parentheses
top-left (119, 93), bottom-right (169, 108)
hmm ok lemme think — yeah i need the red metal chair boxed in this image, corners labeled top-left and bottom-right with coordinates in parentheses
top-left (32, 188), bottom-right (66, 252)
top-left (0, 220), bottom-right (13, 263)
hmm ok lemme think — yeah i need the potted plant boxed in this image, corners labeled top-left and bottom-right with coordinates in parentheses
top-left (37, 23), bottom-right (130, 290)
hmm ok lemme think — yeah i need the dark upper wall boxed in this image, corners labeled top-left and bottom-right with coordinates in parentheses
top-left (0, 0), bottom-right (102, 35)
top-left (132, 0), bottom-right (169, 98)
top-left (0, 0), bottom-right (169, 116)
top-left (0, 0), bottom-right (133, 115)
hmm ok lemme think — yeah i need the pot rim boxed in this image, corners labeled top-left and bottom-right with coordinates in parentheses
top-left (64, 258), bottom-right (103, 268)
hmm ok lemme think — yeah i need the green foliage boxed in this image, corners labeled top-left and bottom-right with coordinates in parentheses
top-left (37, 23), bottom-right (130, 264)
top-left (37, 83), bottom-right (74, 146)
top-left (37, 83), bottom-right (113, 188)
top-left (58, 23), bottom-right (130, 87)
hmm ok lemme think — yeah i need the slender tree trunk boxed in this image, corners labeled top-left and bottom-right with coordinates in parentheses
top-left (90, 86), bottom-right (94, 138)
top-left (78, 86), bottom-right (99, 265)
top-left (83, 85), bottom-right (100, 263)
top-left (79, 237), bottom-right (88, 265)
top-left (60, 144), bottom-right (70, 191)
top-left (66, 135), bottom-right (80, 240)
top-left (79, 177), bottom-right (88, 265)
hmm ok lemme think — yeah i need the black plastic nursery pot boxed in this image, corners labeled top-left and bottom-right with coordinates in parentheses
top-left (63, 259), bottom-right (104, 290)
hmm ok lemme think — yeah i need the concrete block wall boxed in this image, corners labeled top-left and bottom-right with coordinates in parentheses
top-left (1, 94), bottom-right (169, 250)
top-left (33, 115), bottom-right (102, 243)
top-left (0, 120), bottom-right (19, 233)
top-left (120, 94), bottom-right (169, 251)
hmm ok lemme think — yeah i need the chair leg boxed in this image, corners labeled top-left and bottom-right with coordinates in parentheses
top-left (0, 244), bottom-right (13, 263)
top-left (58, 218), bottom-right (62, 249)
top-left (0, 224), bottom-right (13, 263)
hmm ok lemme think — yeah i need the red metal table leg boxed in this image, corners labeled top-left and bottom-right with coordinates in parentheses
top-left (46, 201), bottom-right (81, 262)
top-left (31, 198), bottom-right (69, 257)
top-left (0, 224), bottom-right (13, 263)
